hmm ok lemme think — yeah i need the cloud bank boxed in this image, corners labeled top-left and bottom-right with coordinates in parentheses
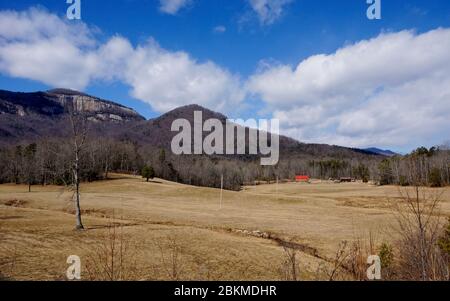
top-left (248, 29), bottom-right (450, 148)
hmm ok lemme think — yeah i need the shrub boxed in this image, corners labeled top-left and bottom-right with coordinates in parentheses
top-left (394, 186), bottom-right (448, 280)
top-left (142, 165), bottom-right (155, 182)
top-left (378, 159), bottom-right (393, 185)
top-left (84, 222), bottom-right (140, 281)
top-left (429, 168), bottom-right (442, 187)
top-left (438, 218), bottom-right (450, 256)
top-left (399, 175), bottom-right (409, 186)
top-left (378, 243), bottom-right (394, 268)
top-left (353, 163), bottom-right (370, 182)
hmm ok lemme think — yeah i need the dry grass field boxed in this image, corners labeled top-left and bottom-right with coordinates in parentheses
top-left (1, 174), bottom-right (449, 280)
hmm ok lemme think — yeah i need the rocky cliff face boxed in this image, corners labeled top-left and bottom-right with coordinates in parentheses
top-left (0, 88), bottom-right (145, 122)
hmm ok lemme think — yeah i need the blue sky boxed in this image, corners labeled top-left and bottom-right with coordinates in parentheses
top-left (0, 0), bottom-right (450, 152)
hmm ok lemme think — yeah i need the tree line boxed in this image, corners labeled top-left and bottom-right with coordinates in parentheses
top-left (377, 146), bottom-right (450, 187)
top-left (1, 139), bottom-right (449, 191)
top-left (0, 139), bottom-right (134, 185)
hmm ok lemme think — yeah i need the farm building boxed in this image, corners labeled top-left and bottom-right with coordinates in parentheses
top-left (339, 177), bottom-right (353, 183)
top-left (295, 175), bottom-right (310, 182)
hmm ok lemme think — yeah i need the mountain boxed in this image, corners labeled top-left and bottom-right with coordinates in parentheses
top-left (115, 104), bottom-right (228, 148)
top-left (0, 89), bottom-right (145, 122)
top-left (364, 147), bottom-right (398, 157)
top-left (112, 104), bottom-right (379, 160)
top-left (0, 89), bottom-right (146, 142)
top-left (0, 88), bottom-right (381, 161)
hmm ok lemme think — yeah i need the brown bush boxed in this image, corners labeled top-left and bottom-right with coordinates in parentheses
top-left (154, 235), bottom-right (185, 281)
top-left (84, 221), bottom-right (141, 281)
top-left (278, 243), bottom-right (301, 281)
top-left (393, 186), bottom-right (449, 280)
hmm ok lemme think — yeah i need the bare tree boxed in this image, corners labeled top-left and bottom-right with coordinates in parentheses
top-left (393, 185), bottom-right (448, 280)
top-left (328, 241), bottom-right (350, 281)
top-left (279, 243), bottom-right (301, 281)
top-left (69, 110), bottom-right (89, 230)
top-left (84, 219), bottom-right (140, 281)
top-left (24, 143), bottom-right (37, 192)
top-left (155, 235), bottom-right (184, 280)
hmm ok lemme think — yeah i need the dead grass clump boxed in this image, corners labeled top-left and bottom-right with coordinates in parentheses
top-left (344, 232), bottom-right (379, 281)
top-left (337, 196), bottom-right (400, 209)
top-left (154, 235), bottom-right (185, 280)
top-left (319, 232), bottom-right (395, 281)
top-left (83, 221), bottom-right (141, 281)
top-left (65, 208), bottom-right (109, 218)
top-left (327, 241), bottom-right (350, 281)
top-left (0, 243), bottom-right (18, 280)
top-left (2, 199), bottom-right (28, 207)
top-left (278, 242), bottom-right (301, 281)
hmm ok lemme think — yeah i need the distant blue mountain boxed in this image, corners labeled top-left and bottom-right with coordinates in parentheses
top-left (364, 147), bottom-right (398, 157)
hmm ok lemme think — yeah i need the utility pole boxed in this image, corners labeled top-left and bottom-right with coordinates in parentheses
top-left (275, 176), bottom-right (278, 195)
top-left (220, 173), bottom-right (223, 210)
top-left (276, 176), bottom-right (279, 200)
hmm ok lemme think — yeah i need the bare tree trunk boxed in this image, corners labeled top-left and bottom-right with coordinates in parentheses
top-left (74, 148), bottom-right (84, 230)
top-left (69, 109), bottom-right (88, 231)
top-left (105, 162), bottom-right (109, 179)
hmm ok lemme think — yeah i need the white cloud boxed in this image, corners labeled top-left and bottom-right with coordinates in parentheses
top-left (159, 0), bottom-right (192, 15)
top-left (121, 40), bottom-right (244, 112)
top-left (248, 29), bottom-right (450, 149)
top-left (248, 0), bottom-right (293, 25)
top-left (0, 7), bottom-right (95, 46)
top-left (0, 8), bottom-right (98, 89)
top-left (0, 8), bottom-right (244, 113)
top-left (213, 25), bottom-right (227, 33)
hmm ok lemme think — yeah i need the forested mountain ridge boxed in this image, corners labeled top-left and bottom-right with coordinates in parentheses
top-left (0, 88), bottom-right (380, 159)
top-left (363, 148), bottom-right (398, 157)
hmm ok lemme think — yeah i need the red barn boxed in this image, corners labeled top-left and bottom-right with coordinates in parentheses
top-left (295, 175), bottom-right (310, 182)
